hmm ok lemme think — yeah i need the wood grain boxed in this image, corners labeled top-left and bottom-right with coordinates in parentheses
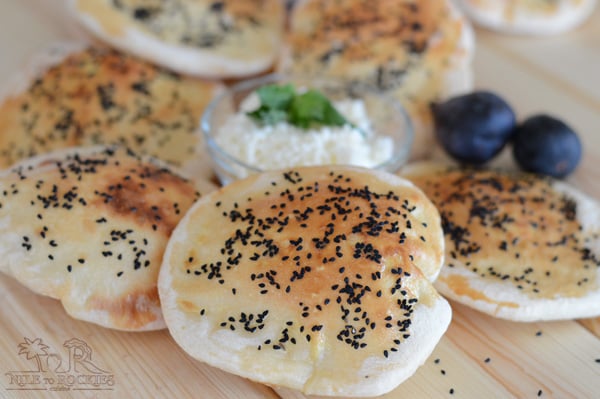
top-left (1, 1), bottom-right (599, 399)
top-left (0, 274), bottom-right (279, 399)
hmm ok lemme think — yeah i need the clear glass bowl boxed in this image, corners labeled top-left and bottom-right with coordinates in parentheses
top-left (201, 74), bottom-right (414, 185)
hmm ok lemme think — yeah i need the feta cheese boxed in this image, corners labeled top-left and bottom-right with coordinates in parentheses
top-left (214, 99), bottom-right (394, 178)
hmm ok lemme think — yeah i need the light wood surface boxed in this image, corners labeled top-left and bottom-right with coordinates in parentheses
top-left (1, 1), bottom-right (599, 398)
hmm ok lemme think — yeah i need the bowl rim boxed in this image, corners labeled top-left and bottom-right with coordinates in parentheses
top-left (200, 73), bottom-right (414, 174)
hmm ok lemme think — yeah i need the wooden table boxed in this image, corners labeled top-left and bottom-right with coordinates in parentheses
top-left (1, 1), bottom-right (599, 398)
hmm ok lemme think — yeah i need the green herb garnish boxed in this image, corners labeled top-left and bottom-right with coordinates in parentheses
top-left (246, 84), bottom-right (364, 135)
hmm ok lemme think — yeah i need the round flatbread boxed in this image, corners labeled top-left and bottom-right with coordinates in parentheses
top-left (0, 146), bottom-right (216, 331)
top-left (454, 0), bottom-right (597, 35)
top-left (67, 0), bottom-right (285, 78)
top-left (159, 166), bottom-right (450, 397)
top-left (402, 162), bottom-right (600, 322)
top-left (0, 43), bottom-right (221, 181)
top-left (278, 0), bottom-right (475, 160)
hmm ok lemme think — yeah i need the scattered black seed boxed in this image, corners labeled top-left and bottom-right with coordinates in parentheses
top-left (164, 170), bottom-right (442, 359)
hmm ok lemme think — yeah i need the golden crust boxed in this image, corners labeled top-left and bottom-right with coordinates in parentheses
top-left (0, 46), bottom-right (220, 172)
top-left (403, 162), bottom-right (600, 321)
top-left (159, 166), bottom-right (449, 396)
top-left (0, 146), bottom-right (213, 330)
top-left (280, 0), bottom-right (474, 158)
top-left (70, 0), bottom-right (285, 77)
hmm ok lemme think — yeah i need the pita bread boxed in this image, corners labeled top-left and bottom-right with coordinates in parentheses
top-left (0, 146), bottom-right (216, 331)
top-left (0, 43), bottom-right (221, 181)
top-left (402, 162), bottom-right (600, 322)
top-left (67, 0), bottom-right (285, 78)
top-left (278, 0), bottom-right (475, 160)
top-left (454, 0), bottom-right (597, 35)
top-left (159, 166), bottom-right (450, 397)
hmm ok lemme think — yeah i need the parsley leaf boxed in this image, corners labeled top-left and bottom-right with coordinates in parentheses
top-left (247, 107), bottom-right (288, 125)
top-left (256, 83), bottom-right (295, 110)
top-left (246, 84), bottom-right (295, 125)
top-left (288, 90), bottom-right (347, 129)
top-left (245, 83), bottom-right (364, 136)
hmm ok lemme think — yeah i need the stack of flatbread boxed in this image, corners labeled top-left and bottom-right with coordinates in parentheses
top-left (2, 0), bottom-right (598, 396)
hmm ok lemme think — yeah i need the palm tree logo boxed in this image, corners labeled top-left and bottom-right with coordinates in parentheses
top-left (11, 337), bottom-right (113, 391)
top-left (17, 338), bottom-right (49, 372)
top-left (16, 337), bottom-right (109, 375)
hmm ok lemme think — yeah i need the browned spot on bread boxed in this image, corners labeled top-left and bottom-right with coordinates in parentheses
top-left (87, 285), bottom-right (160, 330)
top-left (93, 163), bottom-right (198, 235)
top-left (442, 274), bottom-right (519, 308)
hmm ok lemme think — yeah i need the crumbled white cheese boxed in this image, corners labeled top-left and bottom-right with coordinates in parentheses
top-left (214, 99), bottom-right (394, 177)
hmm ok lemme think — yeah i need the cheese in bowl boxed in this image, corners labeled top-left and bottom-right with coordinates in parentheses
top-left (201, 74), bottom-right (413, 184)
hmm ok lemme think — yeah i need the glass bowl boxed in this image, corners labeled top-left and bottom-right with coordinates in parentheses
top-left (201, 74), bottom-right (414, 185)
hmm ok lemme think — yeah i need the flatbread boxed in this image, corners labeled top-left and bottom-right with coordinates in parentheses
top-left (159, 166), bottom-right (450, 397)
top-left (0, 146), bottom-right (216, 331)
top-left (402, 162), bottom-right (600, 321)
top-left (454, 0), bottom-right (597, 35)
top-left (68, 0), bottom-right (285, 78)
top-left (0, 43), bottom-right (221, 181)
top-left (278, 0), bottom-right (475, 160)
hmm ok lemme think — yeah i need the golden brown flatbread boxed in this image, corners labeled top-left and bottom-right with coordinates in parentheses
top-left (0, 43), bottom-right (222, 181)
top-left (159, 166), bottom-right (450, 396)
top-left (278, 0), bottom-right (475, 160)
top-left (68, 0), bottom-right (285, 78)
top-left (0, 146), bottom-right (216, 331)
top-left (403, 162), bottom-right (600, 321)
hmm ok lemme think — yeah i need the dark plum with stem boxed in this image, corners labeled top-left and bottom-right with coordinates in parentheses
top-left (432, 91), bottom-right (516, 164)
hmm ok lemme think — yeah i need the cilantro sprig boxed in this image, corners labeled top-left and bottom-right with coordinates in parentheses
top-left (246, 84), bottom-right (364, 135)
